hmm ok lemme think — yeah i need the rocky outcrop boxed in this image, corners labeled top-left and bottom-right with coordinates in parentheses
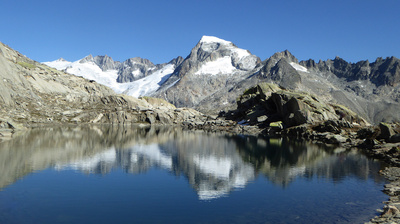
top-left (227, 82), bottom-right (366, 129)
top-left (116, 57), bottom-right (156, 82)
top-left (116, 56), bottom-right (184, 83)
top-left (80, 55), bottom-right (120, 71)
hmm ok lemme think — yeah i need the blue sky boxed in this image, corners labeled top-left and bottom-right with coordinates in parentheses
top-left (1, 0), bottom-right (399, 64)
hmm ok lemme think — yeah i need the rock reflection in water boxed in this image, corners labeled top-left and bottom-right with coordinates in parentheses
top-left (233, 136), bottom-right (384, 187)
top-left (0, 125), bottom-right (385, 200)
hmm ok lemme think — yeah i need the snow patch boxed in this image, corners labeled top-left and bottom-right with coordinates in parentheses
top-left (193, 156), bottom-right (232, 179)
top-left (44, 58), bottom-right (71, 70)
top-left (195, 57), bottom-right (236, 75)
top-left (290, 62), bottom-right (309, 73)
top-left (232, 48), bottom-right (250, 59)
top-left (55, 148), bottom-right (116, 171)
top-left (200, 36), bottom-right (231, 45)
top-left (131, 144), bottom-right (172, 169)
top-left (122, 64), bottom-right (175, 97)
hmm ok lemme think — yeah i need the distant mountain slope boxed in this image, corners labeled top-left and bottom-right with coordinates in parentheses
top-left (43, 36), bottom-right (400, 124)
top-left (0, 42), bottom-right (207, 128)
top-left (43, 55), bottom-right (183, 98)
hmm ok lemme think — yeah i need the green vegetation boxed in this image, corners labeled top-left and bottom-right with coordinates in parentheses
top-left (17, 61), bottom-right (36, 69)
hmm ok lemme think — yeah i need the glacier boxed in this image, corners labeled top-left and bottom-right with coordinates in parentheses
top-left (43, 58), bottom-right (176, 98)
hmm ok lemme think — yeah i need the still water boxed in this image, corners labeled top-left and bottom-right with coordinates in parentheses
top-left (0, 125), bottom-right (387, 224)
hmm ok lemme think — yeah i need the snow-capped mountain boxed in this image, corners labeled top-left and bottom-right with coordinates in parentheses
top-left (151, 35), bottom-right (262, 108)
top-left (44, 35), bottom-right (400, 123)
top-left (43, 55), bottom-right (183, 97)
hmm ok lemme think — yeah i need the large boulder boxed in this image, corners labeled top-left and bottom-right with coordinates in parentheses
top-left (231, 82), bottom-right (367, 129)
top-left (379, 122), bottom-right (396, 141)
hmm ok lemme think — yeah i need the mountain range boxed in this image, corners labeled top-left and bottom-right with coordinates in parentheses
top-left (44, 36), bottom-right (400, 124)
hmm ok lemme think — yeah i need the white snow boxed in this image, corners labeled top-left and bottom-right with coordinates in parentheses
top-left (195, 56), bottom-right (236, 75)
top-left (193, 155), bottom-right (232, 179)
top-left (199, 36), bottom-right (250, 59)
top-left (290, 62), bottom-right (309, 73)
top-left (232, 48), bottom-right (250, 59)
top-left (55, 148), bottom-right (116, 171)
top-left (130, 144), bottom-right (172, 169)
top-left (131, 69), bottom-right (142, 78)
top-left (44, 58), bottom-right (71, 70)
top-left (121, 64), bottom-right (175, 97)
top-left (193, 154), bottom-right (255, 200)
top-left (200, 35), bottom-right (231, 45)
top-left (196, 36), bottom-right (254, 75)
top-left (43, 57), bottom-right (176, 97)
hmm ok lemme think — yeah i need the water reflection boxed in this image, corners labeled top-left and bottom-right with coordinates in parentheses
top-left (0, 125), bottom-right (385, 200)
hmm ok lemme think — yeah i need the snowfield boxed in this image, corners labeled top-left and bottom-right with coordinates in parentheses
top-left (43, 58), bottom-right (176, 98)
top-left (195, 56), bottom-right (236, 75)
top-left (290, 62), bottom-right (309, 73)
top-left (120, 64), bottom-right (175, 97)
top-left (195, 36), bottom-right (256, 75)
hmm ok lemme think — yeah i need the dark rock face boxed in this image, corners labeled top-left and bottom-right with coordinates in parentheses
top-left (115, 56), bottom-right (183, 83)
top-left (116, 57), bottom-right (156, 83)
top-left (269, 59), bottom-right (301, 90)
top-left (80, 55), bottom-right (120, 71)
top-left (315, 56), bottom-right (400, 87)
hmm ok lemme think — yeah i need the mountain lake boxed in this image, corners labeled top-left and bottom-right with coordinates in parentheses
top-left (0, 125), bottom-right (388, 224)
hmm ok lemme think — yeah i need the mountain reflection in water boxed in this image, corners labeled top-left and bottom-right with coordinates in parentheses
top-left (0, 125), bottom-right (385, 201)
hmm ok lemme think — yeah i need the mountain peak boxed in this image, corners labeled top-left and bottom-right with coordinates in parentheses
top-left (269, 50), bottom-right (298, 64)
top-left (199, 36), bottom-right (231, 45)
top-left (79, 55), bottom-right (94, 63)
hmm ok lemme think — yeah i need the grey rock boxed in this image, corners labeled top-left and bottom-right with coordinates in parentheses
top-left (117, 57), bottom-right (156, 83)
top-left (257, 115), bottom-right (268, 123)
top-left (80, 55), bottom-right (120, 71)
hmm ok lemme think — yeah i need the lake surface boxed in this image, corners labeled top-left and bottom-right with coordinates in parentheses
top-left (0, 125), bottom-right (387, 224)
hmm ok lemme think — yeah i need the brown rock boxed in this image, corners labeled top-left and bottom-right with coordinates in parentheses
top-left (381, 205), bottom-right (400, 218)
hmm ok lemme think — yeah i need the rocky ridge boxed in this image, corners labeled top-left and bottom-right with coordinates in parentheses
top-left (190, 49), bottom-right (400, 124)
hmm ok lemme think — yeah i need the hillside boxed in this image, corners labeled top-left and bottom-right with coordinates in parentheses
top-left (0, 42), bottom-right (209, 134)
